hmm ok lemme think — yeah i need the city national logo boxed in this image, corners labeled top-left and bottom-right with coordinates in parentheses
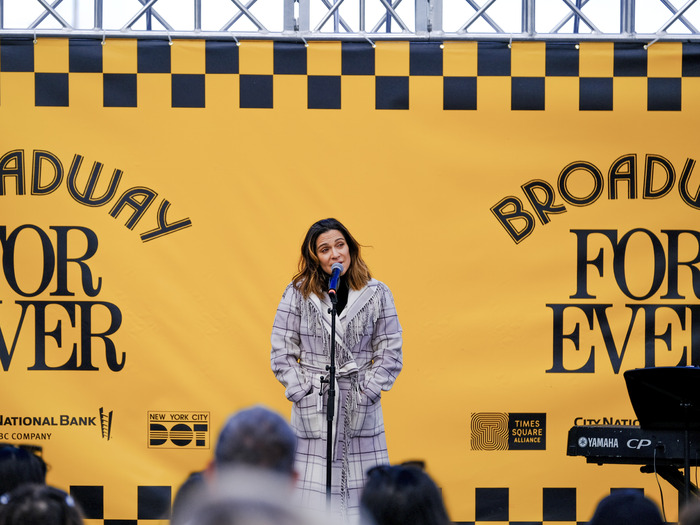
top-left (471, 412), bottom-right (546, 451)
top-left (148, 411), bottom-right (210, 449)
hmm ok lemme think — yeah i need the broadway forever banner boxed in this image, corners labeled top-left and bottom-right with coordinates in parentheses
top-left (1, 37), bottom-right (699, 523)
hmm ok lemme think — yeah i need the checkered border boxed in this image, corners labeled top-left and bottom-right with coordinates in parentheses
top-left (68, 484), bottom-right (655, 523)
top-left (70, 485), bottom-right (171, 523)
top-left (0, 38), bottom-right (695, 111)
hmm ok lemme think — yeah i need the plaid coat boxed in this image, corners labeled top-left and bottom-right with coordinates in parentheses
top-left (270, 278), bottom-right (403, 518)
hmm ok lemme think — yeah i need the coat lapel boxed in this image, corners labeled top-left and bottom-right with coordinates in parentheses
top-left (309, 291), bottom-right (347, 346)
top-left (308, 280), bottom-right (379, 352)
top-left (340, 279), bottom-right (377, 324)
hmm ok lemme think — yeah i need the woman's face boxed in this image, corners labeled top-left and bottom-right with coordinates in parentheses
top-left (315, 229), bottom-right (351, 275)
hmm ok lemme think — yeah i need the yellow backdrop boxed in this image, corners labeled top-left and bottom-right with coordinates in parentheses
top-left (0, 37), bottom-right (698, 523)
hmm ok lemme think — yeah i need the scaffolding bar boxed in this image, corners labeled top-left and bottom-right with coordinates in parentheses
top-left (1, 0), bottom-right (699, 41)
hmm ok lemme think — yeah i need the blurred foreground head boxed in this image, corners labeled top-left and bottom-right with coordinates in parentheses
top-left (0, 445), bottom-right (47, 496)
top-left (215, 405), bottom-right (297, 477)
top-left (172, 406), bottom-right (298, 523)
top-left (588, 490), bottom-right (664, 525)
top-left (172, 468), bottom-right (332, 525)
top-left (360, 464), bottom-right (451, 525)
top-left (0, 483), bottom-right (83, 525)
top-left (680, 499), bottom-right (700, 525)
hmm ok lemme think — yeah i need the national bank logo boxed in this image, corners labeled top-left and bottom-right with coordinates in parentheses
top-left (471, 412), bottom-right (546, 451)
top-left (100, 407), bottom-right (113, 440)
top-left (0, 407), bottom-right (113, 442)
top-left (148, 411), bottom-right (210, 449)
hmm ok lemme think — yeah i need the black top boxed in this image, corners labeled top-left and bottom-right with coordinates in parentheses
top-left (335, 277), bottom-right (349, 315)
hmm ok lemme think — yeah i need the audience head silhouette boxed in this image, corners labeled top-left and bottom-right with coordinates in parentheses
top-left (214, 405), bottom-right (297, 476)
top-left (360, 464), bottom-right (450, 525)
top-left (0, 483), bottom-right (83, 525)
top-left (171, 405), bottom-right (298, 523)
top-left (171, 469), bottom-right (330, 525)
top-left (588, 490), bottom-right (664, 525)
top-left (0, 445), bottom-right (47, 496)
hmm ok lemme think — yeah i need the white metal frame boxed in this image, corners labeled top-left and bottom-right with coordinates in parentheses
top-left (0, 0), bottom-right (699, 42)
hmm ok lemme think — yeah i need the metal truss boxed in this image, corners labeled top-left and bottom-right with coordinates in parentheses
top-left (1, 0), bottom-right (700, 42)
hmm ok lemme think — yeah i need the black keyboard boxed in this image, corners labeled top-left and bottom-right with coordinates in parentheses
top-left (567, 425), bottom-right (700, 466)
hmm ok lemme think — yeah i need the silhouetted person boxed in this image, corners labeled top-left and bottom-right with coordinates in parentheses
top-left (588, 490), bottom-right (664, 525)
top-left (172, 468), bottom-right (333, 525)
top-left (0, 483), bottom-right (83, 525)
top-left (213, 405), bottom-right (297, 477)
top-left (171, 405), bottom-right (297, 521)
top-left (0, 445), bottom-right (47, 496)
top-left (360, 464), bottom-right (450, 525)
top-left (680, 499), bottom-right (700, 525)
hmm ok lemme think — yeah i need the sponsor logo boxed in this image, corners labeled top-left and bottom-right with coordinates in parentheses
top-left (471, 412), bottom-right (546, 451)
top-left (0, 415), bottom-right (97, 426)
top-left (100, 407), bottom-right (113, 440)
top-left (0, 408), bottom-right (111, 441)
top-left (0, 432), bottom-right (53, 441)
top-left (148, 411), bottom-right (210, 449)
top-left (575, 436), bottom-right (649, 449)
top-left (579, 437), bottom-right (619, 448)
top-left (573, 417), bottom-right (638, 426)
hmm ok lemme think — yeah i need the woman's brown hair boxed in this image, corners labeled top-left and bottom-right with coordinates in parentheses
top-left (292, 218), bottom-right (371, 299)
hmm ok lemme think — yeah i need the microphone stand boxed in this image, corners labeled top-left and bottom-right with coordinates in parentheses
top-left (321, 290), bottom-right (338, 508)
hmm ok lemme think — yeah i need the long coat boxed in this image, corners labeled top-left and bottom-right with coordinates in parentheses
top-left (271, 278), bottom-right (403, 518)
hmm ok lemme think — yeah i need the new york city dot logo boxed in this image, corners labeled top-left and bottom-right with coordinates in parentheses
top-left (147, 411), bottom-right (210, 449)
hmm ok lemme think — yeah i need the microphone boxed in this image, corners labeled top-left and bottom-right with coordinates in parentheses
top-left (328, 262), bottom-right (344, 296)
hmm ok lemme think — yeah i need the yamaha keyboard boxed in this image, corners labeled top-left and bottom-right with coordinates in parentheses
top-left (568, 425), bottom-right (700, 466)
top-left (570, 368), bottom-right (700, 503)
top-left (568, 424), bottom-right (700, 497)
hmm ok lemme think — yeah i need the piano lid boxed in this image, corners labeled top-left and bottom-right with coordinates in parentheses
top-left (624, 366), bottom-right (700, 431)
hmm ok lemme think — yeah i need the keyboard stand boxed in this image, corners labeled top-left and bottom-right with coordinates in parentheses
top-left (639, 465), bottom-right (700, 499)
top-left (624, 367), bottom-right (700, 505)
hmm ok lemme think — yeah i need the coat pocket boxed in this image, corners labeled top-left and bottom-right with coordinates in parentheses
top-left (349, 394), bottom-right (382, 437)
top-left (291, 389), bottom-right (323, 439)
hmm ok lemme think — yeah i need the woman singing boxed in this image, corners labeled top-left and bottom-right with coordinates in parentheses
top-left (270, 218), bottom-right (403, 518)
